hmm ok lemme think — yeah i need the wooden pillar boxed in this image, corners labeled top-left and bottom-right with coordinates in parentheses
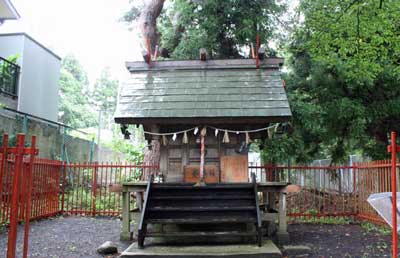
top-left (196, 127), bottom-right (207, 185)
top-left (277, 191), bottom-right (289, 244)
top-left (120, 187), bottom-right (131, 240)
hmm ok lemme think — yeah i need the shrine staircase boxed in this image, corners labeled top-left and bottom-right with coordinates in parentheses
top-left (137, 174), bottom-right (262, 248)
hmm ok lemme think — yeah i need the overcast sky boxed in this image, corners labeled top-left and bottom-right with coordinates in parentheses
top-left (0, 0), bottom-right (299, 86)
top-left (0, 0), bottom-right (142, 86)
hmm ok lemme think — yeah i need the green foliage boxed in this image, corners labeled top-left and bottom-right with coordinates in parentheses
top-left (91, 67), bottom-right (119, 127)
top-left (0, 54), bottom-right (20, 95)
top-left (58, 55), bottom-right (97, 128)
top-left (360, 222), bottom-right (391, 235)
top-left (105, 125), bottom-right (145, 164)
top-left (266, 0), bottom-right (400, 163)
top-left (159, 0), bottom-right (286, 59)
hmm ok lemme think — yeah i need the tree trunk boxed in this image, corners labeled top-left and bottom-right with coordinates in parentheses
top-left (142, 139), bottom-right (160, 180)
top-left (138, 0), bottom-right (165, 53)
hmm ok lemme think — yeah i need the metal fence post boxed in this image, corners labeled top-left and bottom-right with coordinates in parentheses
top-left (7, 134), bottom-right (25, 258)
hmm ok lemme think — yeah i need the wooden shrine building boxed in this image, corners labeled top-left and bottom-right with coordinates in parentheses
top-left (114, 57), bottom-right (292, 250)
top-left (115, 58), bottom-right (291, 183)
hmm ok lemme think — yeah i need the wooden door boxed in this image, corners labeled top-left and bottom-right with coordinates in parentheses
top-left (221, 155), bottom-right (248, 183)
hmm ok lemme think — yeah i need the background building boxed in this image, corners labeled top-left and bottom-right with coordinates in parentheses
top-left (0, 32), bottom-right (61, 121)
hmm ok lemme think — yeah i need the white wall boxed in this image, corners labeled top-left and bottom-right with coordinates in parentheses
top-left (0, 33), bottom-right (61, 121)
top-left (0, 33), bottom-right (24, 65)
top-left (18, 35), bottom-right (60, 121)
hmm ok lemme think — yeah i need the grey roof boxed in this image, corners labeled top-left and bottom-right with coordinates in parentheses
top-left (115, 59), bottom-right (292, 124)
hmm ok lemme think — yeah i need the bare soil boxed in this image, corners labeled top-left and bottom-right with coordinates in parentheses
top-left (287, 223), bottom-right (393, 258)
top-left (0, 217), bottom-right (395, 258)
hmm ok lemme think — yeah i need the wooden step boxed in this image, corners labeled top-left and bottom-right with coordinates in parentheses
top-left (152, 184), bottom-right (253, 190)
top-left (146, 217), bottom-right (257, 224)
top-left (148, 206), bottom-right (255, 212)
top-left (146, 231), bottom-right (256, 237)
top-left (151, 195), bottom-right (254, 200)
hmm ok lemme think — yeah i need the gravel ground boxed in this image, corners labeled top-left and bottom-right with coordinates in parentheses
top-left (0, 216), bottom-right (130, 258)
top-left (0, 217), bottom-right (395, 258)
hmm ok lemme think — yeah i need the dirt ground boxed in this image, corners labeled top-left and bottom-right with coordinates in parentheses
top-left (288, 223), bottom-right (393, 258)
top-left (0, 217), bottom-right (395, 258)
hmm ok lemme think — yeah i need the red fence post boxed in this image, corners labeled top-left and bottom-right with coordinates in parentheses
top-left (92, 162), bottom-right (98, 216)
top-left (23, 136), bottom-right (37, 258)
top-left (388, 131), bottom-right (398, 258)
top-left (353, 164), bottom-right (357, 217)
top-left (7, 134), bottom-right (25, 258)
top-left (60, 162), bottom-right (67, 214)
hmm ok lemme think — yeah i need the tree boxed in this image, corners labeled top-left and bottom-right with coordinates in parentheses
top-left (91, 67), bottom-right (119, 129)
top-left (274, 0), bottom-right (400, 163)
top-left (123, 0), bottom-right (287, 59)
top-left (58, 55), bottom-right (97, 128)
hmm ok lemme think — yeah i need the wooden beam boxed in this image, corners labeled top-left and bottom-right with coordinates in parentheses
top-left (114, 116), bottom-right (291, 126)
top-left (126, 58), bottom-right (284, 72)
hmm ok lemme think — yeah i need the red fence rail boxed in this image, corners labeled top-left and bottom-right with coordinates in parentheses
top-left (1, 159), bottom-right (395, 225)
top-left (62, 162), bottom-right (158, 216)
top-left (250, 165), bottom-right (357, 221)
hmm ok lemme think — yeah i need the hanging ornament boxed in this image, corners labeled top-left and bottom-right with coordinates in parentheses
top-left (267, 126), bottom-right (274, 139)
top-left (274, 123), bottom-right (279, 132)
top-left (200, 127), bottom-right (207, 136)
top-left (215, 129), bottom-right (219, 137)
top-left (222, 130), bottom-right (230, 143)
top-left (182, 131), bottom-right (188, 144)
top-left (162, 135), bottom-right (168, 146)
top-left (245, 132), bottom-right (252, 144)
top-left (172, 133), bottom-right (177, 141)
top-left (194, 127), bottom-right (199, 135)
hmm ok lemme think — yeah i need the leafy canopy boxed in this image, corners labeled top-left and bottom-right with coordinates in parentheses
top-left (58, 55), bottom-right (97, 128)
top-left (276, 0), bottom-right (400, 163)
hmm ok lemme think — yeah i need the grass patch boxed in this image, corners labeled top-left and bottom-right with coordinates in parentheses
top-left (360, 222), bottom-right (391, 235)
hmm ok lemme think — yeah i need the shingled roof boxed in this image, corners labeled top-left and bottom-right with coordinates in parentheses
top-left (115, 58), bottom-right (292, 125)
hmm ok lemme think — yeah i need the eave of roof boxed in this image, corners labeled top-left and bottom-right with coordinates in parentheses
top-left (0, 32), bottom-right (61, 60)
top-left (0, 0), bottom-right (20, 20)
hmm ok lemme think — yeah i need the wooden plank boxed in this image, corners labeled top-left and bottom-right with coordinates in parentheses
top-left (146, 231), bottom-right (254, 237)
top-left (184, 165), bottom-right (219, 183)
top-left (148, 206), bottom-right (255, 212)
top-left (126, 58), bottom-right (284, 72)
top-left (262, 212), bottom-right (279, 222)
top-left (221, 155), bottom-right (248, 183)
top-left (146, 217), bottom-right (257, 224)
top-left (151, 195), bottom-right (254, 200)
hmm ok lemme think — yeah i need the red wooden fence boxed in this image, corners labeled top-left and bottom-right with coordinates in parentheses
top-left (61, 162), bottom-right (158, 216)
top-left (0, 134), bottom-right (39, 258)
top-left (2, 133), bottom-right (400, 258)
top-left (1, 159), bottom-right (395, 225)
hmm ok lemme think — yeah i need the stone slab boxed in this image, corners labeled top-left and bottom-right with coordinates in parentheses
top-left (282, 245), bottom-right (312, 255)
top-left (120, 240), bottom-right (282, 258)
